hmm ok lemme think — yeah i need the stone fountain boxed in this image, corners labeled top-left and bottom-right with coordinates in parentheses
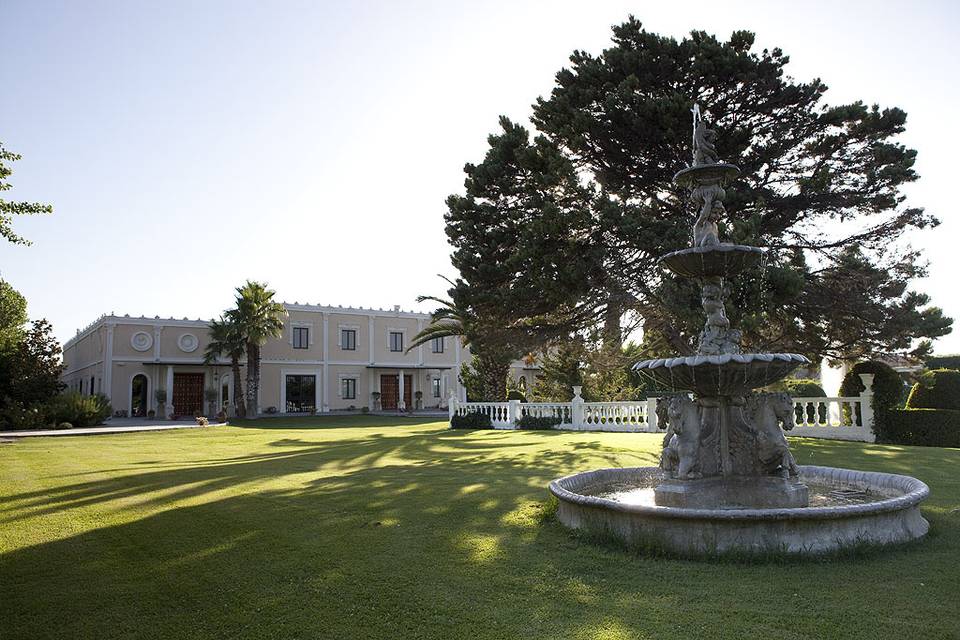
top-left (549, 104), bottom-right (930, 555)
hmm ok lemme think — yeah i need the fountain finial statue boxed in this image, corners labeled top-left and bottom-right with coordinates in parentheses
top-left (691, 103), bottom-right (719, 166)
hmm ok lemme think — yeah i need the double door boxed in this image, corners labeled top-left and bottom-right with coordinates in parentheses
top-left (380, 374), bottom-right (412, 410)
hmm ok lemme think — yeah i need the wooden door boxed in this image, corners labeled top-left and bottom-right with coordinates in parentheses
top-left (380, 375), bottom-right (398, 410)
top-left (173, 373), bottom-right (205, 416)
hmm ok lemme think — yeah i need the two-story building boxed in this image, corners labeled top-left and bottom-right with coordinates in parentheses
top-left (61, 303), bottom-right (485, 416)
top-left (63, 303), bottom-right (543, 416)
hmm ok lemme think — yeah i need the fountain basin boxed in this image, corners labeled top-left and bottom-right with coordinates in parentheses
top-left (673, 163), bottom-right (741, 187)
top-left (659, 243), bottom-right (764, 279)
top-left (549, 466), bottom-right (929, 556)
top-left (632, 352), bottom-right (810, 395)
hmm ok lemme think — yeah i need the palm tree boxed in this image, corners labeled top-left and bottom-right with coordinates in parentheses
top-left (408, 290), bottom-right (517, 401)
top-left (406, 294), bottom-right (474, 351)
top-left (203, 315), bottom-right (247, 418)
top-left (229, 281), bottom-right (287, 417)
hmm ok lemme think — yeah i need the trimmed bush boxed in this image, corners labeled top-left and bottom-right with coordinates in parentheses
top-left (516, 415), bottom-right (561, 430)
top-left (924, 354), bottom-right (960, 371)
top-left (884, 409), bottom-right (960, 447)
top-left (906, 369), bottom-right (960, 411)
top-left (772, 378), bottom-right (826, 397)
top-left (839, 361), bottom-right (907, 438)
top-left (45, 392), bottom-right (111, 428)
top-left (450, 411), bottom-right (493, 429)
top-left (506, 389), bottom-right (526, 402)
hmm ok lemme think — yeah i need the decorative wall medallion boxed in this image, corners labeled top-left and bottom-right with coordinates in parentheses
top-left (178, 333), bottom-right (199, 353)
top-left (131, 331), bottom-right (153, 352)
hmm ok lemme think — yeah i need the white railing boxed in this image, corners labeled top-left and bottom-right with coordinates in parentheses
top-left (581, 401), bottom-right (656, 432)
top-left (449, 375), bottom-right (876, 442)
top-left (789, 375), bottom-right (875, 442)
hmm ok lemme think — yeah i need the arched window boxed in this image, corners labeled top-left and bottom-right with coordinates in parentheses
top-left (131, 374), bottom-right (148, 417)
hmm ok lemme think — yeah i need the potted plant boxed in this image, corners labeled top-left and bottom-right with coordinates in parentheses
top-left (371, 391), bottom-right (381, 411)
top-left (414, 390), bottom-right (423, 411)
top-left (147, 409), bottom-right (156, 419)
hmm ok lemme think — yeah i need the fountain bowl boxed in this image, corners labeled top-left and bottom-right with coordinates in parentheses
top-left (549, 466), bottom-right (930, 556)
top-left (673, 163), bottom-right (741, 187)
top-left (659, 243), bottom-right (764, 279)
top-left (632, 352), bottom-right (810, 396)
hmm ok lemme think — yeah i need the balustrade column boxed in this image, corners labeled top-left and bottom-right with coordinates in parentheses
top-left (571, 386), bottom-right (585, 429)
top-left (646, 397), bottom-right (659, 432)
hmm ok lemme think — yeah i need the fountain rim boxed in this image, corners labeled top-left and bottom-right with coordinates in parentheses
top-left (673, 162), bottom-right (741, 186)
top-left (632, 352), bottom-right (810, 371)
top-left (657, 242), bottom-right (765, 265)
top-left (549, 465), bottom-right (929, 521)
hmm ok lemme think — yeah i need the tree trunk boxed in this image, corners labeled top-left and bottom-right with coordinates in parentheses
top-left (231, 357), bottom-right (245, 418)
top-left (245, 342), bottom-right (259, 417)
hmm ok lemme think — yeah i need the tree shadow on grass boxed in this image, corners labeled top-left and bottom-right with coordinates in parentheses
top-left (228, 414), bottom-right (446, 429)
top-left (3, 430), bottom-right (959, 639)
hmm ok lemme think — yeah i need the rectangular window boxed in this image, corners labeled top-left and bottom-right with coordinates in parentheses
top-left (389, 331), bottom-right (404, 352)
top-left (431, 337), bottom-right (444, 353)
top-left (432, 378), bottom-right (441, 398)
top-left (285, 375), bottom-right (316, 413)
top-left (341, 328), bottom-right (356, 350)
top-left (292, 326), bottom-right (309, 349)
top-left (342, 378), bottom-right (356, 400)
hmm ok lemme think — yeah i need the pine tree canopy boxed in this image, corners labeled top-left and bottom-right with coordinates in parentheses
top-left (442, 18), bottom-right (951, 362)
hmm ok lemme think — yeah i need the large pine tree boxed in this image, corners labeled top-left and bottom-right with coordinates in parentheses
top-left (443, 19), bottom-right (950, 366)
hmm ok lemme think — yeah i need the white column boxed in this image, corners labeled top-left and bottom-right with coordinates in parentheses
top-left (398, 369), bottom-right (406, 410)
top-left (646, 397), bottom-right (659, 432)
top-left (571, 386), bottom-right (585, 429)
top-left (508, 399), bottom-right (520, 426)
top-left (316, 367), bottom-right (323, 413)
top-left (322, 312), bottom-right (330, 412)
top-left (417, 318), bottom-right (424, 366)
top-left (103, 322), bottom-right (115, 404)
top-left (368, 315), bottom-right (375, 364)
top-left (165, 365), bottom-right (174, 417)
top-left (448, 391), bottom-right (458, 422)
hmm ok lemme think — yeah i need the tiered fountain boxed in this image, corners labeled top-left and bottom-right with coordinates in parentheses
top-left (549, 104), bottom-right (930, 555)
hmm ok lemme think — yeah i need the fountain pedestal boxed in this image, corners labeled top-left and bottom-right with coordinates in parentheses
top-left (654, 476), bottom-right (809, 509)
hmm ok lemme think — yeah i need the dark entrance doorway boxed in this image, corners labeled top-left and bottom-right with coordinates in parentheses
top-left (131, 374), bottom-right (148, 417)
top-left (380, 374), bottom-right (412, 410)
top-left (172, 372), bottom-right (205, 416)
top-left (285, 374), bottom-right (316, 413)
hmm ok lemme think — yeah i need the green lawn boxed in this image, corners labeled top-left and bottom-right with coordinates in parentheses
top-left (1, 416), bottom-right (958, 640)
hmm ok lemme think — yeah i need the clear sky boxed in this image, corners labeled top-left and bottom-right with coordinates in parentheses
top-left (2, 0), bottom-right (958, 352)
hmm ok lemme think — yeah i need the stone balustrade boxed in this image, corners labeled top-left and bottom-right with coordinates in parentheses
top-left (448, 374), bottom-right (877, 442)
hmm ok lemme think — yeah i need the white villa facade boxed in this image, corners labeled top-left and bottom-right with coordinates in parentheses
top-left (62, 303), bottom-right (539, 417)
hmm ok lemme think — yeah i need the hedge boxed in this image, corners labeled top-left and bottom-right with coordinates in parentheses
top-left (515, 415), bottom-right (561, 430)
top-left (924, 354), bottom-right (960, 371)
top-left (450, 411), bottom-right (493, 429)
top-left (884, 409), bottom-right (960, 447)
top-left (906, 369), bottom-right (960, 411)
top-left (839, 361), bottom-right (906, 438)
